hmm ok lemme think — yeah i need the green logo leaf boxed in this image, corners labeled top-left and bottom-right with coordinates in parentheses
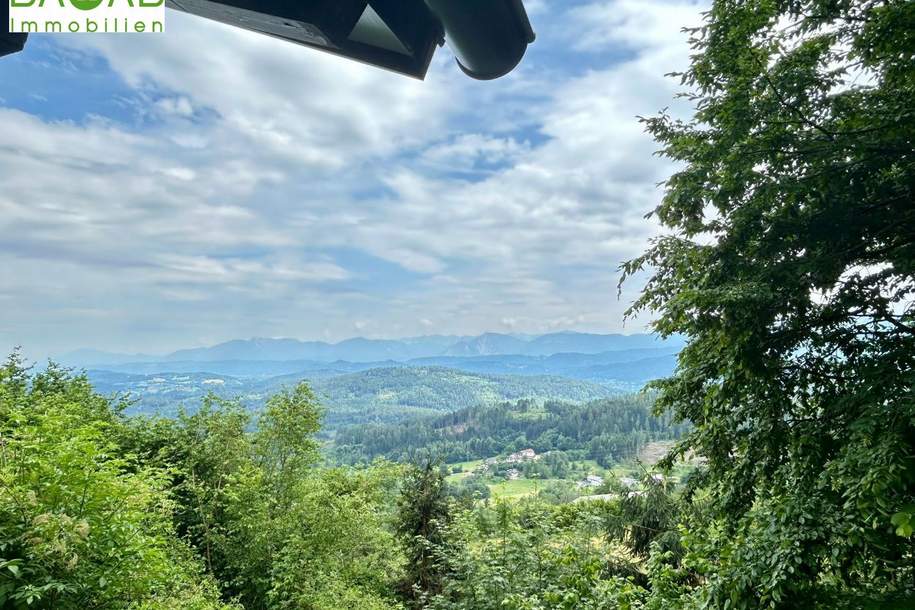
top-left (70, 0), bottom-right (103, 10)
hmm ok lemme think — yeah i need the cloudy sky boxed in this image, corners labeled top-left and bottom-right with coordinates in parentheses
top-left (0, 0), bottom-right (705, 358)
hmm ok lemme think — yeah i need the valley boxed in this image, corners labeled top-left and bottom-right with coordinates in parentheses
top-left (79, 331), bottom-right (682, 428)
top-left (79, 332), bottom-right (690, 503)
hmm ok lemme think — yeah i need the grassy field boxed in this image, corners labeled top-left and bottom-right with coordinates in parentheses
top-left (576, 459), bottom-right (606, 473)
top-left (488, 478), bottom-right (553, 499)
top-left (450, 458), bottom-right (486, 472)
top-left (444, 459), bottom-right (486, 484)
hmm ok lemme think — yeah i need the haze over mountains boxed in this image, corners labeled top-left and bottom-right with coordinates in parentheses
top-left (61, 332), bottom-right (682, 368)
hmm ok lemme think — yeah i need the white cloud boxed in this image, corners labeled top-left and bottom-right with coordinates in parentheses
top-left (61, 12), bottom-right (458, 167)
top-left (564, 0), bottom-right (705, 53)
top-left (0, 0), bottom-right (706, 355)
top-left (421, 134), bottom-right (531, 171)
top-left (154, 95), bottom-right (194, 117)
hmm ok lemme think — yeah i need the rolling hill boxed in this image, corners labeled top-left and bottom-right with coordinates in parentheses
top-left (87, 366), bottom-right (619, 428)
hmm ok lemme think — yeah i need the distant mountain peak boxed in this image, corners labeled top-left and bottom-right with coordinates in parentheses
top-left (59, 331), bottom-right (680, 368)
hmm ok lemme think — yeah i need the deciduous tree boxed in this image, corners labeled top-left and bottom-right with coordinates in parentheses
top-left (624, 0), bottom-right (915, 606)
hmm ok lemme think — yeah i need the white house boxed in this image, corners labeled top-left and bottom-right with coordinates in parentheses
top-left (506, 448), bottom-right (537, 463)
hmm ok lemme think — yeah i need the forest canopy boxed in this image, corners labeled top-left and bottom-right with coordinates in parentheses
top-left (333, 395), bottom-right (689, 466)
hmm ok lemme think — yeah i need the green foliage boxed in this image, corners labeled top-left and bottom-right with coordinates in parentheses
top-left (396, 461), bottom-right (452, 607)
top-left (448, 475), bottom-right (492, 506)
top-left (126, 384), bottom-right (405, 610)
top-left (622, 0), bottom-right (915, 606)
top-left (266, 467), bottom-right (405, 610)
top-left (0, 356), bottom-right (407, 609)
top-left (0, 354), bottom-right (230, 609)
top-left (429, 500), bottom-right (647, 610)
top-left (602, 477), bottom-right (680, 559)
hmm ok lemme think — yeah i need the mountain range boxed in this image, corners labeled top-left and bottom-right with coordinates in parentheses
top-left (81, 347), bottom-right (678, 382)
top-left (60, 332), bottom-right (682, 368)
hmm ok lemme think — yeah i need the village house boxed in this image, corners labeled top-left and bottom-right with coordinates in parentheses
top-left (506, 448), bottom-right (537, 463)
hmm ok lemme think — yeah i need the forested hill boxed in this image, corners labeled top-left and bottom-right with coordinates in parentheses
top-left (332, 394), bottom-right (689, 465)
top-left (88, 366), bottom-right (617, 428)
top-left (299, 367), bottom-right (617, 426)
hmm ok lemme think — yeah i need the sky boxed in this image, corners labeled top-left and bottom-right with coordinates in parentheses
top-left (0, 0), bottom-right (706, 358)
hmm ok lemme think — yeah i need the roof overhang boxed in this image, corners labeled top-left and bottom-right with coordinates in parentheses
top-left (166, 0), bottom-right (445, 79)
top-left (2, 0), bottom-right (535, 80)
